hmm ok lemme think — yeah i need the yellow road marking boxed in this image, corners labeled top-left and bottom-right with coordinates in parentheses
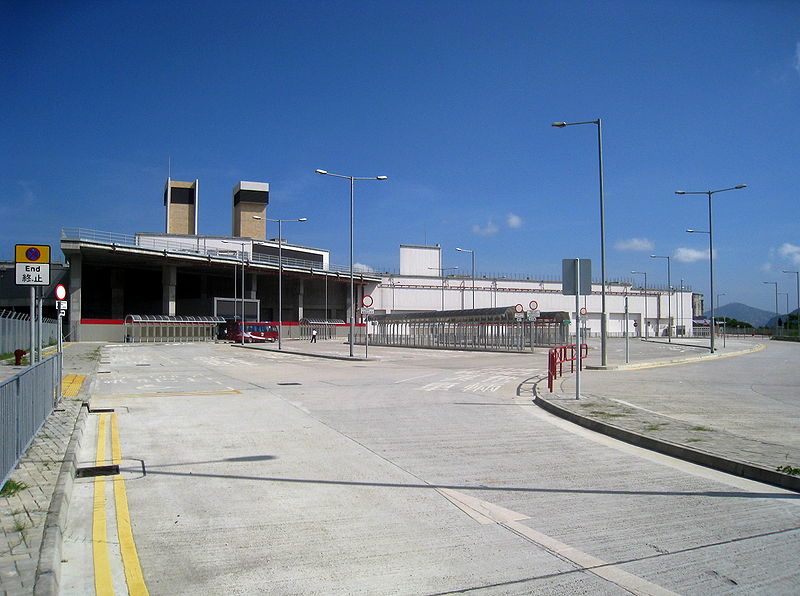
top-left (93, 415), bottom-right (113, 596)
top-left (607, 343), bottom-right (766, 371)
top-left (111, 413), bottom-right (149, 595)
top-left (95, 389), bottom-right (242, 399)
top-left (62, 374), bottom-right (86, 397)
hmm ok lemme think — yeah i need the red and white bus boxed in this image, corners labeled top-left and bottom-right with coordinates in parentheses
top-left (220, 321), bottom-right (279, 343)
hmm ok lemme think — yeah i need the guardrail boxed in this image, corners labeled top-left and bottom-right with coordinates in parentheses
top-left (547, 344), bottom-right (588, 392)
top-left (1, 352), bottom-right (62, 488)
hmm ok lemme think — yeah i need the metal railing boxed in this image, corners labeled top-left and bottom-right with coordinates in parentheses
top-left (547, 344), bottom-right (588, 392)
top-left (0, 311), bottom-right (60, 355)
top-left (1, 352), bottom-right (62, 488)
top-left (60, 227), bottom-right (366, 276)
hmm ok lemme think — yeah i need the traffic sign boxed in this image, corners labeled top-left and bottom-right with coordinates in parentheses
top-left (362, 295), bottom-right (374, 308)
top-left (56, 300), bottom-right (68, 310)
top-left (580, 307), bottom-right (587, 315)
top-left (515, 313), bottom-right (525, 321)
top-left (15, 244), bottom-right (51, 286)
top-left (633, 322), bottom-right (639, 327)
top-left (514, 303), bottom-right (524, 313)
top-left (360, 307), bottom-right (375, 315)
top-left (529, 300), bottom-right (538, 310)
top-left (526, 309), bottom-right (541, 321)
top-left (55, 284), bottom-right (67, 300)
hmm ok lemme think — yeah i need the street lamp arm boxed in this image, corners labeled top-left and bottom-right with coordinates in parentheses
top-left (552, 120), bottom-right (600, 127)
top-left (316, 169), bottom-right (388, 181)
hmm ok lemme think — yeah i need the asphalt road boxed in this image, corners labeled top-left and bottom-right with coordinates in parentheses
top-left (60, 342), bottom-right (800, 595)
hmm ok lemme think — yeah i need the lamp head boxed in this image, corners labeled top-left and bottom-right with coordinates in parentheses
top-left (675, 190), bottom-right (686, 195)
top-left (315, 169), bottom-right (327, 175)
top-left (734, 185), bottom-right (747, 189)
top-left (376, 176), bottom-right (388, 180)
top-left (551, 122), bottom-right (567, 128)
top-left (298, 218), bottom-right (308, 222)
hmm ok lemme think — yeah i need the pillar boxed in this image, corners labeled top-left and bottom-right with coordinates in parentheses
top-left (298, 278), bottom-right (304, 321)
top-left (69, 253), bottom-right (82, 341)
top-left (162, 265), bottom-right (177, 316)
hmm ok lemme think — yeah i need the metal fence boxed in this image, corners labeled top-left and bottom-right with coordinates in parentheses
top-left (0, 311), bottom-right (60, 355)
top-left (365, 307), bottom-right (569, 352)
top-left (1, 352), bottom-right (62, 489)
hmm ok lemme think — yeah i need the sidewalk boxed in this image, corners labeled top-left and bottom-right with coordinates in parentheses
top-left (0, 343), bottom-right (101, 596)
top-left (535, 337), bottom-right (800, 491)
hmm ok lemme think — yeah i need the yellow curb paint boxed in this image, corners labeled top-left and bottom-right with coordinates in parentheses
top-left (600, 344), bottom-right (766, 372)
top-left (93, 414), bottom-right (113, 596)
top-left (111, 413), bottom-right (149, 596)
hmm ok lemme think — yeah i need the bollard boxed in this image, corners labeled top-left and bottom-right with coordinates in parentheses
top-left (14, 348), bottom-right (26, 366)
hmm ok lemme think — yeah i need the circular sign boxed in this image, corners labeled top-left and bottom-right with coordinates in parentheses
top-left (26, 247), bottom-right (41, 262)
top-left (514, 303), bottom-right (524, 313)
top-left (580, 307), bottom-right (587, 315)
top-left (362, 295), bottom-right (374, 308)
top-left (633, 322), bottom-right (639, 327)
top-left (54, 284), bottom-right (67, 300)
top-left (529, 300), bottom-right (538, 310)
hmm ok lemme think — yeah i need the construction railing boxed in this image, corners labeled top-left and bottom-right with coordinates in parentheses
top-left (547, 343), bottom-right (588, 392)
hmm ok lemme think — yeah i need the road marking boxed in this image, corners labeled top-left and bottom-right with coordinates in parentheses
top-left (93, 414), bottom-right (113, 596)
top-left (438, 488), bottom-right (679, 596)
top-left (111, 413), bottom-right (149, 595)
top-left (62, 374), bottom-right (86, 397)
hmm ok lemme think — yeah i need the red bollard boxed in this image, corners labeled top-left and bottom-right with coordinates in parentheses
top-left (14, 349), bottom-right (26, 366)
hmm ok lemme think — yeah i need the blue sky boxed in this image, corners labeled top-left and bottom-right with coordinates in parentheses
top-left (2, 0), bottom-right (799, 312)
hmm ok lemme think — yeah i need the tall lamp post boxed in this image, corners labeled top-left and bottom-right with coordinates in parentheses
top-left (676, 185), bottom-right (747, 353)
top-left (221, 240), bottom-right (248, 346)
top-left (779, 292), bottom-right (789, 328)
top-left (316, 169), bottom-right (388, 357)
top-left (552, 118), bottom-right (607, 366)
top-left (763, 281), bottom-right (779, 335)
top-left (782, 270), bottom-right (800, 334)
top-left (650, 255), bottom-right (672, 342)
top-left (428, 266), bottom-right (459, 310)
top-left (631, 271), bottom-right (648, 339)
top-left (455, 248), bottom-right (475, 309)
top-left (267, 217), bottom-right (308, 350)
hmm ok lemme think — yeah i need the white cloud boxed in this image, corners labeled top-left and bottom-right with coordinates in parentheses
top-left (353, 262), bottom-right (375, 272)
top-left (506, 213), bottom-right (523, 229)
top-left (614, 237), bottom-right (654, 252)
top-left (778, 242), bottom-right (800, 264)
top-left (674, 247), bottom-right (713, 263)
top-left (472, 220), bottom-right (499, 236)
top-left (761, 262), bottom-right (773, 273)
top-left (795, 42), bottom-right (800, 77)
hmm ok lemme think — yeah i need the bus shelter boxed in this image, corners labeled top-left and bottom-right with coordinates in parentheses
top-left (124, 315), bottom-right (226, 343)
top-left (368, 307), bottom-right (568, 352)
top-left (299, 318), bottom-right (347, 340)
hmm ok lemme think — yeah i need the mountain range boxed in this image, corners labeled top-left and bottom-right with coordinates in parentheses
top-left (706, 302), bottom-right (799, 327)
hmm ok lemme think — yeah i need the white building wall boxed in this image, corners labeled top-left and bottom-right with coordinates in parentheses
top-left (373, 274), bottom-right (695, 338)
top-left (399, 245), bottom-right (442, 276)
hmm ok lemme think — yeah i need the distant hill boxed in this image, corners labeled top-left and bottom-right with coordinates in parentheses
top-left (705, 302), bottom-right (777, 327)
top-left (765, 309), bottom-right (799, 329)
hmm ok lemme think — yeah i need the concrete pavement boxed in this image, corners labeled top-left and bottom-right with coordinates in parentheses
top-left (57, 341), bottom-right (799, 594)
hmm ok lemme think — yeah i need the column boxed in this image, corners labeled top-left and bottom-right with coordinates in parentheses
top-left (162, 265), bottom-right (177, 316)
top-left (69, 253), bottom-right (82, 341)
top-left (297, 278), bottom-right (304, 321)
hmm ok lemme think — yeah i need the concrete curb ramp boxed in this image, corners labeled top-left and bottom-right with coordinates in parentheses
top-left (586, 342), bottom-right (765, 371)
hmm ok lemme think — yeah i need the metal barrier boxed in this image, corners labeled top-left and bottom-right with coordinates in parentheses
top-left (299, 318), bottom-right (346, 340)
top-left (123, 315), bottom-right (225, 343)
top-left (547, 344), bottom-right (588, 392)
top-left (1, 352), bottom-right (62, 488)
top-left (0, 311), bottom-right (60, 355)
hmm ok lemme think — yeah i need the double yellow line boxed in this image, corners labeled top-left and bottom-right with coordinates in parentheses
top-left (93, 413), bottom-right (149, 595)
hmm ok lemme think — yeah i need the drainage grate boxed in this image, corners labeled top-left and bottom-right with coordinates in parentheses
top-left (277, 382), bottom-right (302, 386)
top-left (76, 465), bottom-right (120, 478)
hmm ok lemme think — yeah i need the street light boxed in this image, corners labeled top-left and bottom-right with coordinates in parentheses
top-left (316, 169), bottom-right (388, 357)
top-left (676, 184), bottom-right (747, 352)
top-left (455, 248), bottom-right (475, 309)
top-left (779, 292), bottom-right (789, 328)
top-left (428, 266), bottom-right (459, 310)
top-left (552, 118), bottom-right (608, 366)
top-left (763, 281), bottom-right (779, 335)
top-left (221, 240), bottom-right (248, 346)
top-left (631, 271), bottom-right (648, 339)
top-left (782, 270), bottom-right (800, 334)
top-left (267, 217), bottom-right (308, 350)
top-left (650, 255), bottom-right (672, 342)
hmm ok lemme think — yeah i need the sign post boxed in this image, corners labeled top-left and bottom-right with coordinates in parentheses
top-left (624, 295), bottom-right (630, 364)
top-left (361, 295), bottom-right (374, 358)
top-left (563, 258), bottom-right (592, 399)
top-left (15, 245), bottom-right (51, 365)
